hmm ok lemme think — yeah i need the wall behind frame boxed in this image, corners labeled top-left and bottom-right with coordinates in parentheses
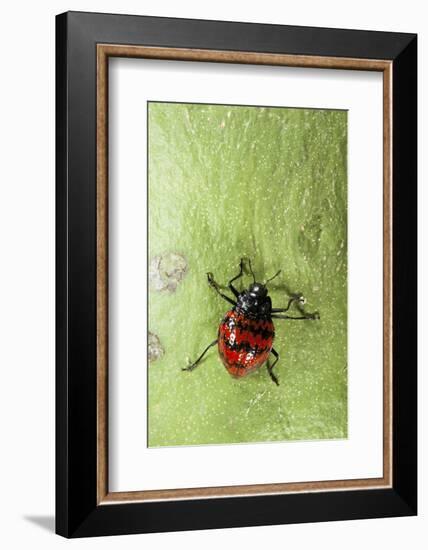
top-left (0, 0), bottom-right (424, 549)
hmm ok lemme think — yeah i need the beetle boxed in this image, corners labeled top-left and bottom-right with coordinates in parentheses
top-left (183, 259), bottom-right (320, 385)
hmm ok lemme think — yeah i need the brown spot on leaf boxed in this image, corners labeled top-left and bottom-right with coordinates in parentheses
top-left (149, 252), bottom-right (187, 292)
top-left (148, 332), bottom-right (164, 363)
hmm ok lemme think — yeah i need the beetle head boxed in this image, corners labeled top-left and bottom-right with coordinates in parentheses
top-left (248, 282), bottom-right (268, 298)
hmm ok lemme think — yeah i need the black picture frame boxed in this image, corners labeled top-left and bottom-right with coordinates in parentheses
top-left (56, 11), bottom-right (417, 538)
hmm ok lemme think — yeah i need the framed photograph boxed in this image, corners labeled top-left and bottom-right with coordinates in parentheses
top-left (56, 11), bottom-right (417, 537)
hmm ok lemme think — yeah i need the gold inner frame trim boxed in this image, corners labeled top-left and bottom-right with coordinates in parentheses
top-left (96, 44), bottom-right (393, 505)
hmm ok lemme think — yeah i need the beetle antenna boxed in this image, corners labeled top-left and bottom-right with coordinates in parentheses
top-left (248, 259), bottom-right (256, 283)
top-left (265, 269), bottom-right (281, 284)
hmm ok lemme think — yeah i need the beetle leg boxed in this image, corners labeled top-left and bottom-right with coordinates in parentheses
top-left (228, 258), bottom-right (245, 297)
top-left (207, 272), bottom-right (236, 305)
top-left (271, 311), bottom-right (320, 320)
top-left (271, 293), bottom-right (306, 313)
top-left (267, 348), bottom-right (280, 386)
top-left (182, 339), bottom-right (218, 372)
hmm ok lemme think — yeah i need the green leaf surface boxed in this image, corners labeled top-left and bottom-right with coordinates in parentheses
top-left (148, 102), bottom-right (347, 447)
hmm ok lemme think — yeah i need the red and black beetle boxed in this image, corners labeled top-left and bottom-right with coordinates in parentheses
top-left (183, 259), bottom-right (320, 385)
